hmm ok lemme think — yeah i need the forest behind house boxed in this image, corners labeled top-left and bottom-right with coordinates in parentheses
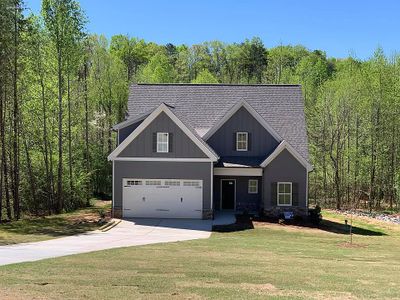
top-left (1, 0), bottom-right (399, 221)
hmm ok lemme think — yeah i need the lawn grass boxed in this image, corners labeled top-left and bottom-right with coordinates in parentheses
top-left (0, 210), bottom-right (399, 299)
top-left (0, 200), bottom-right (111, 245)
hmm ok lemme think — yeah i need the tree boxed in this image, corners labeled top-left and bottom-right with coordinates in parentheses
top-left (42, 0), bottom-right (86, 212)
top-left (191, 69), bottom-right (219, 83)
top-left (137, 52), bottom-right (177, 83)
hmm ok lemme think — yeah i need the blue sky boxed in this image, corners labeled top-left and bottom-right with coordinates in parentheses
top-left (25, 0), bottom-right (399, 60)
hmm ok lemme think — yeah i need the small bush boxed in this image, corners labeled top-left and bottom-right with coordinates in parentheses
top-left (308, 205), bottom-right (322, 225)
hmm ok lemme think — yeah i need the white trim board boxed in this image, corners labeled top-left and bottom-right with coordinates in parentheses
top-left (214, 167), bottom-right (263, 176)
top-left (203, 99), bottom-right (282, 142)
top-left (260, 140), bottom-right (313, 172)
top-left (112, 157), bottom-right (213, 162)
top-left (108, 103), bottom-right (219, 161)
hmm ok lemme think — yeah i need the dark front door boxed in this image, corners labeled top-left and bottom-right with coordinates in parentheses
top-left (221, 180), bottom-right (235, 210)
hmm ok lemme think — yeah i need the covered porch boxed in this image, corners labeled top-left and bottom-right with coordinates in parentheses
top-left (213, 156), bottom-right (263, 213)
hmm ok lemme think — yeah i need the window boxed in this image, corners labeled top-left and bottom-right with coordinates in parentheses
top-left (236, 132), bottom-right (248, 151)
top-left (277, 182), bottom-right (292, 206)
top-left (145, 180), bottom-right (162, 186)
top-left (127, 180), bottom-right (142, 186)
top-left (248, 179), bottom-right (258, 194)
top-left (183, 181), bottom-right (200, 187)
top-left (164, 180), bottom-right (180, 186)
top-left (157, 132), bottom-right (169, 153)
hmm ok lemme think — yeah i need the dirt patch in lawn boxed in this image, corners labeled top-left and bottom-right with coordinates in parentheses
top-left (240, 282), bottom-right (278, 293)
top-left (253, 221), bottom-right (325, 233)
top-left (66, 211), bottom-right (107, 225)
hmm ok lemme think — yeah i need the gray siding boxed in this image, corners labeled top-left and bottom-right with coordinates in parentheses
top-left (262, 149), bottom-right (307, 209)
top-left (118, 120), bottom-right (142, 144)
top-left (118, 112), bottom-right (207, 158)
top-left (207, 106), bottom-right (279, 157)
top-left (213, 176), bottom-right (262, 211)
top-left (113, 161), bottom-right (212, 211)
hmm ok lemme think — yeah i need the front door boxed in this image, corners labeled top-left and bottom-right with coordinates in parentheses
top-left (221, 180), bottom-right (235, 210)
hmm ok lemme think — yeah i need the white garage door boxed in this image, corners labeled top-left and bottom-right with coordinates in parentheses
top-left (122, 178), bottom-right (203, 219)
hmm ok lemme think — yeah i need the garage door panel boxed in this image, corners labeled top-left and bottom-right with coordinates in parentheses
top-left (122, 179), bottom-right (203, 218)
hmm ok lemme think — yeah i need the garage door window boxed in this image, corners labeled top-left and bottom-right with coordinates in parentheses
top-left (157, 132), bottom-right (169, 153)
top-left (127, 180), bottom-right (142, 186)
top-left (183, 181), bottom-right (200, 187)
top-left (145, 180), bottom-right (162, 186)
top-left (165, 180), bottom-right (180, 186)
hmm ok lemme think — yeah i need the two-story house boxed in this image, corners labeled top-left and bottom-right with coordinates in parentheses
top-left (108, 84), bottom-right (313, 219)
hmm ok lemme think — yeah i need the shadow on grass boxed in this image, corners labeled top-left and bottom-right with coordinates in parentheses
top-left (0, 216), bottom-right (100, 238)
top-left (317, 219), bottom-right (386, 236)
top-left (214, 214), bottom-right (386, 236)
top-left (213, 214), bottom-right (254, 232)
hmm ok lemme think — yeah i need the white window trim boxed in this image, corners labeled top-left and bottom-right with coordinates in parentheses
top-left (156, 132), bottom-right (169, 153)
top-left (277, 182), bottom-right (292, 206)
top-left (236, 132), bottom-right (248, 151)
top-left (248, 179), bottom-right (258, 194)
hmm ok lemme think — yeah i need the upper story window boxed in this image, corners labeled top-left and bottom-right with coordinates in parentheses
top-left (157, 132), bottom-right (169, 153)
top-left (277, 182), bottom-right (292, 206)
top-left (236, 132), bottom-right (248, 151)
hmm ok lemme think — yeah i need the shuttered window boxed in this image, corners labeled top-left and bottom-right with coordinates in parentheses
top-left (156, 132), bottom-right (169, 153)
top-left (277, 182), bottom-right (292, 206)
top-left (236, 132), bottom-right (248, 151)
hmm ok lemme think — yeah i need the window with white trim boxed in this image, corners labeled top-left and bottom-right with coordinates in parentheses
top-left (236, 132), bottom-right (248, 151)
top-left (157, 132), bottom-right (169, 153)
top-left (277, 182), bottom-right (292, 206)
top-left (248, 179), bottom-right (258, 194)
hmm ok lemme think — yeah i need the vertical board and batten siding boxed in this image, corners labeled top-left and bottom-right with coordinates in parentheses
top-left (213, 176), bottom-right (262, 211)
top-left (206, 106), bottom-right (279, 157)
top-left (113, 161), bottom-right (212, 212)
top-left (263, 149), bottom-right (307, 208)
top-left (118, 112), bottom-right (208, 158)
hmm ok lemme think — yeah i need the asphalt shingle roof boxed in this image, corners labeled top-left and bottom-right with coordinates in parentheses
top-left (127, 84), bottom-right (309, 160)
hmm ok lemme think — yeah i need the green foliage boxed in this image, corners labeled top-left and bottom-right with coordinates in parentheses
top-left (191, 69), bottom-right (219, 83)
top-left (137, 52), bottom-right (177, 83)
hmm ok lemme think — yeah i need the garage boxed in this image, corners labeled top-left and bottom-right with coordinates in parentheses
top-left (122, 178), bottom-right (203, 219)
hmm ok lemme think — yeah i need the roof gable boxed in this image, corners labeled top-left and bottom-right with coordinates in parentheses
top-left (260, 140), bottom-right (313, 172)
top-left (203, 99), bottom-right (282, 141)
top-left (108, 103), bottom-right (219, 161)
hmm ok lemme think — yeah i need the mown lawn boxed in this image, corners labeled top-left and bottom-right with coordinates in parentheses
top-left (0, 211), bottom-right (399, 299)
top-left (0, 200), bottom-right (111, 245)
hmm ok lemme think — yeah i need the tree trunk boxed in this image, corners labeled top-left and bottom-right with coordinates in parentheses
top-left (23, 136), bottom-right (38, 214)
top-left (1, 85), bottom-right (12, 220)
top-left (12, 2), bottom-right (20, 220)
top-left (84, 62), bottom-right (90, 206)
top-left (67, 72), bottom-right (73, 200)
top-left (57, 47), bottom-right (63, 213)
top-left (40, 77), bottom-right (52, 214)
top-left (353, 115), bottom-right (360, 206)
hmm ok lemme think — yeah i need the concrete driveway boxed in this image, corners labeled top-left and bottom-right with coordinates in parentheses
top-left (0, 214), bottom-right (235, 266)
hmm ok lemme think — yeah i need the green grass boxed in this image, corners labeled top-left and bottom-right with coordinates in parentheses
top-left (0, 211), bottom-right (399, 299)
top-left (0, 200), bottom-right (111, 245)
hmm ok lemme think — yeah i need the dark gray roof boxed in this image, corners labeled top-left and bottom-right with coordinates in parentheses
top-left (127, 84), bottom-right (309, 160)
